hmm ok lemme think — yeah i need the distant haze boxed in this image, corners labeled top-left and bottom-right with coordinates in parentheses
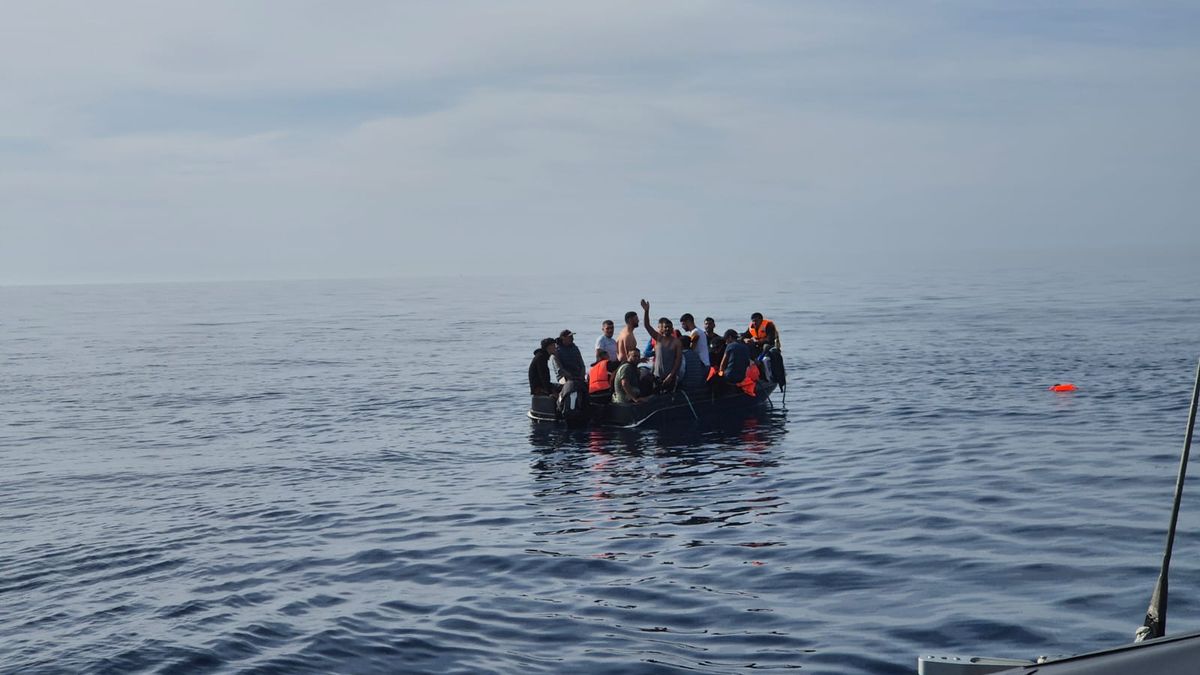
top-left (2, 2), bottom-right (1197, 285)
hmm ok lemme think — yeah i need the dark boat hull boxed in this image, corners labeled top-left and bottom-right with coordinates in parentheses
top-left (528, 383), bottom-right (777, 428)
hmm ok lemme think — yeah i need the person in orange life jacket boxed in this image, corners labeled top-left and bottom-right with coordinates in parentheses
top-left (612, 348), bottom-right (644, 404)
top-left (528, 337), bottom-right (560, 396)
top-left (640, 299), bottom-right (682, 392)
top-left (718, 329), bottom-right (753, 395)
top-left (588, 351), bottom-right (617, 395)
top-left (739, 359), bottom-right (760, 397)
top-left (743, 312), bottom-right (780, 358)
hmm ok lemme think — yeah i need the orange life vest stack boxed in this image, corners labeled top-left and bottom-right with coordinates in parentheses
top-left (738, 361), bottom-right (759, 397)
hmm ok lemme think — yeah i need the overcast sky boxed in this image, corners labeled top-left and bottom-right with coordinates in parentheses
top-left (1, 1), bottom-right (1197, 284)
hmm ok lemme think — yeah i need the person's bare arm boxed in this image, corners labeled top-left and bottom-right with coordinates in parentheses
top-left (617, 334), bottom-right (629, 361)
top-left (640, 299), bottom-right (662, 341)
top-left (718, 350), bottom-right (729, 377)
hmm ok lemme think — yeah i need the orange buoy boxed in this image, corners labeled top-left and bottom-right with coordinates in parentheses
top-left (1049, 383), bottom-right (1078, 392)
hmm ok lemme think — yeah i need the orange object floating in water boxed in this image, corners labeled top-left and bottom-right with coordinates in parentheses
top-left (1049, 383), bottom-right (1078, 392)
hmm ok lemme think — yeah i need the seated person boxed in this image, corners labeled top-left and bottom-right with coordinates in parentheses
top-left (588, 351), bottom-right (617, 396)
top-left (612, 348), bottom-right (644, 404)
top-left (718, 329), bottom-right (753, 395)
top-left (528, 338), bottom-right (559, 396)
top-left (744, 312), bottom-right (781, 358)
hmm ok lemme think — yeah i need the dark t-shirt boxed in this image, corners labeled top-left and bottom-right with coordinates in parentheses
top-left (709, 337), bottom-right (726, 368)
top-left (722, 341), bottom-right (750, 382)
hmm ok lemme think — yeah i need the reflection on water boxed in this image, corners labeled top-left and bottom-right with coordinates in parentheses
top-left (529, 410), bottom-right (788, 479)
top-left (527, 411), bottom-right (790, 563)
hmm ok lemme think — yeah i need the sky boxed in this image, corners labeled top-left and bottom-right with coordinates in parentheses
top-left (1, 1), bottom-right (1198, 284)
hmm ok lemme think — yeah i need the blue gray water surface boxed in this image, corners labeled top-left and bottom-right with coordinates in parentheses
top-left (3, 265), bottom-right (1200, 674)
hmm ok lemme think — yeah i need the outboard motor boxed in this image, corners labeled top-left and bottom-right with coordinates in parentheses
top-left (768, 348), bottom-right (786, 391)
top-left (558, 380), bottom-right (589, 425)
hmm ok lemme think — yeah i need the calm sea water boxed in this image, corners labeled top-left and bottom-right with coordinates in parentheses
top-left (3, 264), bottom-right (1200, 674)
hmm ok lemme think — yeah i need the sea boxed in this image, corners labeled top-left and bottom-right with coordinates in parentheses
top-left (3, 261), bottom-right (1200, 674)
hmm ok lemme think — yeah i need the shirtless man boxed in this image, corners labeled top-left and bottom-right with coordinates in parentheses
top-left (639, 299), bottom-right (682, 391)
top-left (615, 310), bottom-right (640, 361)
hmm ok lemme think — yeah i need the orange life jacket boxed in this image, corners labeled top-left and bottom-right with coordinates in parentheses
top-left (738, 361), bottom-right (759, 397)
top-left (588, 360), bottom-right (613, 393)
top-left (748, 318), bottom-right (778, 345)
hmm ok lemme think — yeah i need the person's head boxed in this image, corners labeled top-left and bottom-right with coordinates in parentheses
top-left (627, 347), bottom-right (641, 363)
top-left (679, 313), bottom-right (695, 330)
top-left (680, 334), bottom-right (693, 350)
top-left (601, 319), bottom-right (614, 337)
top-left (724, 328), bottom-right (739, 343)
top-left (559, 329), bottom-right (575, 345)
top-left (750, 312), bottom-right (764, 329)
top-left (624, 311), bottom-right (639, 328)
top-left (704, 317), bottom-right (715, 333)
top-left (541, 337), bottom-right (557, 354)
top-left (658, 317), bottom-right (673, 336)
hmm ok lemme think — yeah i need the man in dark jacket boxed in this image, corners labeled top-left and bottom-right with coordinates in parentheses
top-left (552, 330), bottom-right (587, 415)
top-left (528, 338), bottom-right (558, 395)
top-left (719, 329), bottom-right (751, 388)
top-left (552, 330), bottom-right (586, 384)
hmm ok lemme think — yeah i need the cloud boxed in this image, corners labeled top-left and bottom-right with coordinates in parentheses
top-left (1, 1), bottom-right (1198, 283)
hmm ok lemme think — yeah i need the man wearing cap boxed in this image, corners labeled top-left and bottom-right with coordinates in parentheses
top-left (552, 330), bottom-right (586, 385)
top-left (552, 329), bottom-right (587, 414)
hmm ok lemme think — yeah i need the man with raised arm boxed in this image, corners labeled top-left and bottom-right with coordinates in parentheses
top-left (639, 299), bottom-right (682, 392)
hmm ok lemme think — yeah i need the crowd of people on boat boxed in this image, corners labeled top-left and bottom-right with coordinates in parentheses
top-left (528, 299), bottom-right (783, 410)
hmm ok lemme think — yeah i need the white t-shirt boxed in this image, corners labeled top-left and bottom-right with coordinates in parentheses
top-left (687, 328), bottom-right (710, 367)
top-left (595, 334), bottom-right (618, 361)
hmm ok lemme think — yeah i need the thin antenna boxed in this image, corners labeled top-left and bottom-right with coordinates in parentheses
top-left (1135, 358), bottom-right (1200, 642)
